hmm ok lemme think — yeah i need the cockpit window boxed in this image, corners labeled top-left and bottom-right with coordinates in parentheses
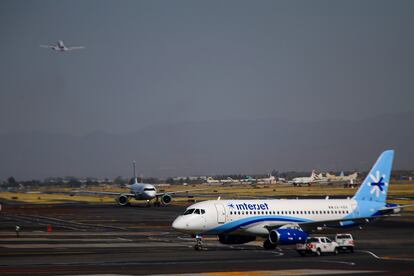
top-left (183, 208), bottom-right (205, 215)
top-left (144, 188), bottom-right (156, 191)
top-left (184, 209), bottom-right (194, 215)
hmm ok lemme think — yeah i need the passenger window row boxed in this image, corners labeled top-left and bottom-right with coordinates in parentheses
top-left (229, 209), bottom-right (350, 216)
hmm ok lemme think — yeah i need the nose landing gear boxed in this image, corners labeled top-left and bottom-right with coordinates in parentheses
top-left (194, 234), bottom-right (204, 251)
top-left (154, 196), bottom-right (161, 207)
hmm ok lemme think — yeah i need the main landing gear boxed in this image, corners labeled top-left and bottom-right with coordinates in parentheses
top-left (263, 239), bottom-right (276, 250)
top-left (194, 234), bottom-right (204, 251)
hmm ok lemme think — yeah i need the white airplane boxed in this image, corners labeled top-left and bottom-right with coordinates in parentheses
top-left (173, 150), bottom-right (413, 250)
top-left (240, 176), bottom-right (257, 183)
top-left (325, 172), bottom-right (358, 183)
top-left (206, 177), bottom-right (220, 184)
top-left (220, 177), bottom-right (236, 184)
top-left (76, 162), bottom-right (200, 206)
top-left (257, 174), bottom-right (276, 184)
top-left (289, 170), bottom-right (320, 184)
top-left (40, 40), bottom-right (85, 52)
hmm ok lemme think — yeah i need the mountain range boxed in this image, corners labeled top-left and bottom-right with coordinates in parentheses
top-left (1, 112), bottom-right (413, 180)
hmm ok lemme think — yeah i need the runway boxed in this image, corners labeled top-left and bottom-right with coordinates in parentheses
top-left (0, 202), bottom-right (414, 275)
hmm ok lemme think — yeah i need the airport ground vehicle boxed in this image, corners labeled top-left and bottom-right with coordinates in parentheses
top-left (334, 233), bottom-right (354, 252)
top-left (296, 237), bottom-right (339, 256)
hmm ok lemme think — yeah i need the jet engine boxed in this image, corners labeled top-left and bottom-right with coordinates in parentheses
top-left (218, 234), bottom-right (256, 244)
top-left (161, 194), bottom-right (172, 205)
top-left (269, 228), bottom-right (308, 245)
top-left (116, 194), bottom-right (130, 206)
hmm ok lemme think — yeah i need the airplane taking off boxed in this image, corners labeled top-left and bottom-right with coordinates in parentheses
top-left (173, 150), bottom-right (413, 250)
top-left (77, 162), bottom-right (200, 206)
top-left (40, 40), bottom-right (85, 51)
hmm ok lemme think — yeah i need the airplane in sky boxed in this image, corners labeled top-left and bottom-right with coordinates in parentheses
top-left (172, 150), bottom-right (413, 250)
top-left (40, 40), bottom-right (85, 52)
top-left (77, 161), bottom-right (200, 206)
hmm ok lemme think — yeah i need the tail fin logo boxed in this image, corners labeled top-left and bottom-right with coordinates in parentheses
top-left (369, 170), bottom-right (388, 197)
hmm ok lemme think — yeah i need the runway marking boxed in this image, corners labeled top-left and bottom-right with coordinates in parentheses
top-left (0, 258), bottom-right (371, 267)
top-left (357, 250), bottom-right (414, 262)
top-left (357, 250), bottom-right (381, 260)
top-left (178, 236), bottom-right (193, 241)
top-left (0, 251), bottom-right (94, 257)
top-left (148, 269), bottom-right (383, 275)
top-left (0, 238), bottom-right (132, 242)
top-left (116, 237), bottom-right (132, 242)
top-left (0, 242), bottom-right (189, 249)
top-left (256, 250), bottom-right (284, 256)
top-left (0, 231), bottom-right (167, 236)
top-left (314, 260), bottom-right (356, 266)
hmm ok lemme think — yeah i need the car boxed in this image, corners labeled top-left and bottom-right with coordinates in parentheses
top-left (334, 233), bottom-right (354, 252)
top-left (296, 236), bottom-right (339, 256)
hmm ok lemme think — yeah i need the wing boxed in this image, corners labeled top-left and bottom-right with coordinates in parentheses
top-left (156, 188), bottom-right (206, 197)
top-left (67, 46), bottom-right (85, 50)
top-left (296, 215), bottom-right (386, 232)
top-left (264, 215), bottom-right (387, 233)
top-left (40, 45), bottom-right (55, 48)
top-left (265, 204), bottom-right (414, 233)
top-left (71, 190), bottom-right (134, 196)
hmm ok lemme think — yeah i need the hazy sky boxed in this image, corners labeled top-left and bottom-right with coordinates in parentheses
top-left (1, 0), bottom-right (413, 135)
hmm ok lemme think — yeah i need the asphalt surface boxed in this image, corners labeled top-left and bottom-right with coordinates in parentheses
top-left (0, 202), bottom-right (413, 275)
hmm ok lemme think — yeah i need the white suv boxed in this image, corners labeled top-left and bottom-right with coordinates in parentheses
top-left (334, 233), bottom-right (354, 253)
top-left (296, 237), bottom-right (339, 256)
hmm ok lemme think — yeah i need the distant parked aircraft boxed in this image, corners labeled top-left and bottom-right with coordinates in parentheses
top-left (206, 177), bottom-right (220, 184)
top-left (325, 172), bottom-right (358, 183)
top-left (289, 170), bottom-right (320, 184)
top-left (220, 177), bottom-right (236, 184)
top-left (257, 174), bottom-right (276, 184)
top-left (240, 176), bottom-right (257, 183)
top-left (40, 40), bottom-right (85, 52)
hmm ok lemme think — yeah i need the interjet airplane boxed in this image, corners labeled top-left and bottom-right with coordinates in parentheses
top-left (172, 150), bottom-right (413, 250)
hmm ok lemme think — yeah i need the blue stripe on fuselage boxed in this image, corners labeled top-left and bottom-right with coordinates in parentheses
top-left (204, 215), bottom-right (312, 235)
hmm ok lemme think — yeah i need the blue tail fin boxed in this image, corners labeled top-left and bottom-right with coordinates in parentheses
top-left (353, 150), bottom-right (394, 203)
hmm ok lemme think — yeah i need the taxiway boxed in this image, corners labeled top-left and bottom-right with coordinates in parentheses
top-left (0, 202), bottom-right (413, 275)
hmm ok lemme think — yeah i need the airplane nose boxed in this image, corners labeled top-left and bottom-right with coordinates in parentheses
top-left (172, 217), bottom-right (185, 230)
